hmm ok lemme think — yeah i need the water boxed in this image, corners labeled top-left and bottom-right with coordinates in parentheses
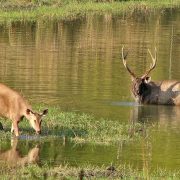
top-left (0, 9), bottom-right (180, 171)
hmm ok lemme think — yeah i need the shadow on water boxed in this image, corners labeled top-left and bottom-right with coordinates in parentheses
top-left (111, 101), bottom-right (140, 107)
top-left (0, 122), bottom-right (88, 140)
top-left (42, 127), bottom-right (88, 138)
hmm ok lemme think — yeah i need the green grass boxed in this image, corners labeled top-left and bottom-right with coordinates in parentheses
top-left (0, 106), bottom-right (152, 179)
top-left (0, 163), bottom-right (180, 179)
top-left (0, 0), bottom-right (179, 21)
top-left (0, 106), bottom-right (178, 179)
top-left (0, 106), bottom-right (149, 144)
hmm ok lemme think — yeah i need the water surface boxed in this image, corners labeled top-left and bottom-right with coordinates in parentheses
top-left (0, 9), bottom-right (180, 171)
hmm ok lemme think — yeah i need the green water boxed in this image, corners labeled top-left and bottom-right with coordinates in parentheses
top-left (0, 9), bottom-right (180, 171)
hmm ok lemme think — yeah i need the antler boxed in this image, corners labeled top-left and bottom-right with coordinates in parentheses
top-left (122, 46), bottom-right (136, 78)
top-left (142, 47), bottom-right (157, 78)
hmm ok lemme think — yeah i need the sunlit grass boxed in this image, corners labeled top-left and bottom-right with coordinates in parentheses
top-left (0, 105), bottom-right (178, 179)
top-left (0, 1), bottom-right (179, 21)
top-left (0, 106), bottom-right (149, 144)
top-left (0, 163), bottom-right (180, 179)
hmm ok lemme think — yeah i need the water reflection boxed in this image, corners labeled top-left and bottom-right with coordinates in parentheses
top-left (0, 10), bottom-right (179, 119)
top-left (128, 105), bottom-right (180, 171)
top-left (0, 9), bottom-right (179, 171)
top-left (131, 105), bottom-right (180, 128)
top-left (0, 138), bottom-right (40, 167)
top-left (0, 137), bottom-right (118, 167)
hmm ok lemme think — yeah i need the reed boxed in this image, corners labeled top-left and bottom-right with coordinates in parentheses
top-left (0, 163), bottom-right (180, 179)
top-left (0, 0), bottom-right (179, 21)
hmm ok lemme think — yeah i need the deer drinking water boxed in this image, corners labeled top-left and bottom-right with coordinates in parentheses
top-left (122, 47), bottom-right (180, 105)
top-left (0, 83), bottom-right (48, 136)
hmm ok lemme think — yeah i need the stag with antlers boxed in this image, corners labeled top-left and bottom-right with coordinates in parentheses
top-left (122, 47), bottom-right (180, 105)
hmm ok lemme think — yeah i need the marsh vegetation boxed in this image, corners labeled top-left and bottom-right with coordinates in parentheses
top-left (0, 1), bottom-right (180, 179)
top-left (0, 0), bottom-right (179, 21)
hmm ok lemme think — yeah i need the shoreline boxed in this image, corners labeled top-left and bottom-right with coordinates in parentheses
top-left (0, 1), bottom-right (179, 21)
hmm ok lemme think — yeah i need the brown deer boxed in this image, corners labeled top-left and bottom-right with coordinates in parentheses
top-left (0, 138), bottom-right (40, 167)
top-left (122, 47), bottom-right (180, 105)
top-left (0, 83), bottom-right (48, 136)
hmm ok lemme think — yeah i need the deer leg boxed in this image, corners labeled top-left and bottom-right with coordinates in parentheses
top-left (11, 123), bottom-right (14, 134)
top-left (0, 122), bottom-right (3, 130)
top-left (12, 121), bottom-right (20, 137)
top-left (10, 136), bottom-right (18, 148)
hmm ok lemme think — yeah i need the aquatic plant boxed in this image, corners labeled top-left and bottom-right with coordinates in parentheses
top-left (0, 106), bottom-right (150, 144)
top-left (0, 0), bottom-right (179, 21)
top-left (0, 163), bottom-right (180, 179)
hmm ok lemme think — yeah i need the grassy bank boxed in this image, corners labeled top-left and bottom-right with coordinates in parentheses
top-left (0, 107), bottom-right (152, 179)
top-left (0, 0), bottom-right (179, 21)
top-left (0, 107), bottom-right (178, 179)
top-left (0, 106), bottom-right (148, 144)
top-left (1, 163), bottom-right (180, 179)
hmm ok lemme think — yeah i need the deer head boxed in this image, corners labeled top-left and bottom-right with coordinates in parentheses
top-left (122, 46), bottom-right (157, 102)
top-left (26, 109), bottom-right (48, 134)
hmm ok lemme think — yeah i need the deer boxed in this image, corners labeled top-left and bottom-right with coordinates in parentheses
top-left (0, 83), bottom-right (48, 136)
top-left (122, 47), bottom-right (180, 105)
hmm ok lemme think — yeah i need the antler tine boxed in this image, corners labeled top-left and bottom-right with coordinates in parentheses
top-left (148, 47), bottom-right (157, 65)
top-left (142, 47), bottom-right (157, 78)
top-left (122, 46), bottom-right (136, 78)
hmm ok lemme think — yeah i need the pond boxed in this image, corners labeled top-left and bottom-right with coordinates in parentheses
top-left (0, 8), bottom-right (180, 172)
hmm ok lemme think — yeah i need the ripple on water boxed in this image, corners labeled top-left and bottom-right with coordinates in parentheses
top-left (111, 101), bottom-right (140, 107)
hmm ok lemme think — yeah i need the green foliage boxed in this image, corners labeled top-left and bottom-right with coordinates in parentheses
top-left (0, 163), bottom-right (180, 179)
top-left (0, 0), bottom-right (179, 21)
top-left (0, 106), bottom-right (149, 144)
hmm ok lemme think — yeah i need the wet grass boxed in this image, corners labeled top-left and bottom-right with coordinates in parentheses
top-left (0, 106), bottom-right (178, 179)
top-left (0, 106), bottom-right (149, 144)
top-left (0, 0), bottom-right (179, 21)
top-left (0, 163), bottom-right (180, 179)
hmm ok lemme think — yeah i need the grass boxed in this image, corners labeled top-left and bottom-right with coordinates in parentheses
top-left (0, 106), bottom-right (151, 179)
top-left (0, 163), bottom-right (180, 179)
top-left (0, 0), bottom-right (179, 21)
top-left (0, 106), bottom-right (179, 179)
top-left (0, 106), bottom-right (149, 144)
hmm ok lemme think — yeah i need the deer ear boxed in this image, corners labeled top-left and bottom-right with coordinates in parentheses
top-left (26, 109), bottom-right (34, 115)
top-left (131, 76), bottom-right (135, 81)
top-left (42, 109), bottom-right (48, 116)
top-left (144, 76), bottom-right (151, 83)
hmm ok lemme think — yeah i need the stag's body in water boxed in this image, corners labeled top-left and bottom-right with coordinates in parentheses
top-left (0, 83), bottom-right (48, 136)
top-left (122, 47), bottom-right (180, 105)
